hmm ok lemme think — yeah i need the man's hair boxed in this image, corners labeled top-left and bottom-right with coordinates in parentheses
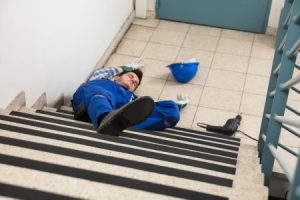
top-left (119, 69), bottom-right (143, 86)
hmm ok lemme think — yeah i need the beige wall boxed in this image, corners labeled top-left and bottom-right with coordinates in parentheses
top-left (0, 0), bottom-right (133, 108)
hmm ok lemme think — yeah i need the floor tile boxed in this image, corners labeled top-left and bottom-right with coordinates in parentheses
top-left (116, 39), bottom-right (147, 57)
top-left (254, 34), bottom-right (275, 46)
top-left (158, 20), bottom-right (190, 33)
top-left (124, 25), bottom-right (154, 41)
top-left (206, 69), bottom-right (246, 91)
top-left (105, 54), bottom-right (137, 67)
top-left (168, 66), bottom-right (210, 86)
top-left (279, 129), bottom-right (300, 148)
top-left (212, 53), bottom-right (249, 73)
top-left (142, 43), bottom-right (180, 62)
top-left (192, 106), bottom-right (237, 131)
top-left (240, 93), bottom-right (266, 116)
top-left (247, 57), bottom-right (273, 76)
top-left (159, 81), bottom-right (203, 106)
top-left (150, 29), bottom-right (186, 46)
top-left (244, 75), bottom-right (269, 95)
top-left (176, 48), bottom-right (214, 68)
top-left (133, 18), bottom-right (160, 28)
top-left (199, 87), bottom-right (242, 112)
top-left (221, 29), bottom-right (254, 42)
top-left (238, 114), bottom-right (262, 141)
top-left (188, 25), bottom-right (221, 37)
top-left (216, 38), bottom-right (252, 56)
top-left (176, 104), bottom-right (198, 129)
top-left (135, 77), bottom-right (166, 99)
top-left (251, 43), bottom-right (275, 59)
top-left (142, 59), bottom-right (170, 80)
top-left (288, 87), bottom-right (300, 101)
top-left (183, 34), bottom-right (219, 51)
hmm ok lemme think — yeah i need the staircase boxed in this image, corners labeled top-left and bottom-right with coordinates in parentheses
top-left (0, 93), bottom-right (268, 200)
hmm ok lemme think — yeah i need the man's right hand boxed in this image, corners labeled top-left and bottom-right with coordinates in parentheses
top-left (121, 58), bottom-right (144, 72)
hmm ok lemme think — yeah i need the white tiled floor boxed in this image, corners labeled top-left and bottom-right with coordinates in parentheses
top-left (105, 18), bottom-right (299, 146)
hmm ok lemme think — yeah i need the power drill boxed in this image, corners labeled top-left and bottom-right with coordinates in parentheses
top-left (197, 115), bottom-right (242, 136)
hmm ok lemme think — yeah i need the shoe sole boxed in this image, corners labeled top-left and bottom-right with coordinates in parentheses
top-left (97, 96), bottom-right (154, 136)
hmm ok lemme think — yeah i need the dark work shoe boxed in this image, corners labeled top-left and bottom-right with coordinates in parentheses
top-left (97, 96), bottom-right (154, 136)
top-left (74, 102), bottom-right (91, 123)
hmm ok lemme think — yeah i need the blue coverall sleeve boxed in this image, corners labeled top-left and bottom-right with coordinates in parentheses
top-left (89, 67), bottom-right (119, 81)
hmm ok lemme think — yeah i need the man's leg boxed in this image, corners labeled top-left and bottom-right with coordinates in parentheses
top-left (133, 100), bottom-right (180, 130)
top-left (97, 96), bottom-right (155, 136)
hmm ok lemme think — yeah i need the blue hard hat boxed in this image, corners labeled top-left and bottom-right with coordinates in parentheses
top-left (168, 61), bottom-right (199, 83)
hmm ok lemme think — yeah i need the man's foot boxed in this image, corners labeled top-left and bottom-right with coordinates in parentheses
top-left (74, 102), bottom-right (91, 122)
top-left (97, 96), bottom-right (154, 136)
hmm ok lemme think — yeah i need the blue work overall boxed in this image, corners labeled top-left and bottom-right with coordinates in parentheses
top-left (72, 79), bottom-right (180, 130)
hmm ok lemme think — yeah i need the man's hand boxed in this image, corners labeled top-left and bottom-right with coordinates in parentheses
top-left (121, 58), bottom-right (144, 72)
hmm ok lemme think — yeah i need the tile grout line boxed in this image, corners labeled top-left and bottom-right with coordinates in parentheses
top-left (190, 28), bottom-right (224, 130)
top-left (237, 33), bottom-right (256, 117)
top-left (157, 23), bottom-right (192, 101)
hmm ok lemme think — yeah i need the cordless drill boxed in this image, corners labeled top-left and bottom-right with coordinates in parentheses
top-left (198, 115), bottom-right (242, 136)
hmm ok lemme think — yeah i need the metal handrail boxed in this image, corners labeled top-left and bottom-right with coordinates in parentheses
top-left (280, 74), bottom-right (300, 90)
top-left (268, 144), bottom-right (294, 182)
top-left (287, 38), bottom-right (300, 58)
top-left (273, 115), bottom-right (300, 128)
top-left (293, 11), bottom-right (300, 25)
top-left (286, 105), bottom-right (300, 116)
top-left (278, 143), bottom-right (299, 157)
top-left (273, 63), bottom-right (282, 75)
top-left (282, 124), bottom-right (300, 138)
top-left (291, 86), bottom-right (300, 94)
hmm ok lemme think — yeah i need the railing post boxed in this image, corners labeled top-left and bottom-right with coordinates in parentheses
top-left (258, 0), bottom-right (293, 158)
top-left (260, 0), bottom-right (300, 186)
top-left (288, 154), bottom-right (300, 200)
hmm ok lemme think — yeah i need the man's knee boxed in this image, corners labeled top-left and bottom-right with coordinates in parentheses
top-left (156, 100), bottom-right (180, 126)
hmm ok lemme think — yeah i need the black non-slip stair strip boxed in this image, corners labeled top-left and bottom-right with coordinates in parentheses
top-left (36, 110), bottom-right (74, 120)
top-left (11, 111), bottom-right (94, 131)
top-left (121, 132), bottom-right (238, 158)
top-left (126, 128), bottom-right (239, 151)
top-left (154, 128), bottom-right (240, 147)
top-left (0, 154), bottom-right (228, 200)
top-left (170, 127), bottom-right (241, 142)
top-left (56, 109), bottom-right (74, 115)
top-left (0, 135), bottom-right (233, 187)
top-left (0, 182), bottom-right (80, 200)
top-left (0, 123), bottom-right (237, 174)
top-left (2, 114), bottom-right (237, 159)
top-left (11, 111), bottom-right (238, 151)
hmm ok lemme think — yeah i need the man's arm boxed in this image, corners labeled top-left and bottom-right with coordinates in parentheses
top-left (89, 67), bottom-right (123, 81)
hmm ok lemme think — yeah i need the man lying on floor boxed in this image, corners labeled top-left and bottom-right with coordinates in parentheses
top-left (71, 59), bottom-right (188, 136)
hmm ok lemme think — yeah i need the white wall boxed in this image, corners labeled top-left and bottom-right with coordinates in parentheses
top-left (146, 0), bottom-right (284, 28)
top-left (0, 0), bottom-right (133, 108)
top-left (268, 0), bottom-right (285, 28)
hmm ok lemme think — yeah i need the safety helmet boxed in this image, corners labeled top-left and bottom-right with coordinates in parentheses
top-left (168, 61), bottom-right (199, 83)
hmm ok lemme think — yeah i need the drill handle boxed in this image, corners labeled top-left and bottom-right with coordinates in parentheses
top-left (206, 125), bottom-right (234, 135)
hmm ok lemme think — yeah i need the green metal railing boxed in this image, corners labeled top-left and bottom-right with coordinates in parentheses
top-left (258, 0), bottom-right (300, 199)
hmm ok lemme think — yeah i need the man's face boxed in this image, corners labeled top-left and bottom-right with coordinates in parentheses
top-left (114, 72), bottom-right (140, 92)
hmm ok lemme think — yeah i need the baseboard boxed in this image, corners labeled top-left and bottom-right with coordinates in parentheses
top-left (52, 93), bottom-right (65, 108)
top-left (266, 26), bottom-right (278, 36)
top-left (31, 92), bottom-right (47, 110)
top-left (6, 91), bottom-right (26, 111)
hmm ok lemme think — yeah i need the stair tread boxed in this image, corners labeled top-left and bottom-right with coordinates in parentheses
top-left (0, 107), bottom-right (268, 199)
top-left (0, 124), bottom-right (268, 200)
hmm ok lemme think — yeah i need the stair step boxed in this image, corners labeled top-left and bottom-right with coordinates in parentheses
top-left (4, 109), bottom-right (259, 175)
top-left (9, 108), bottom-right (263, 170)
top-left (0, 120), bottom-right (268, 199)
top-left (0, 107), bottom-right (268, 199)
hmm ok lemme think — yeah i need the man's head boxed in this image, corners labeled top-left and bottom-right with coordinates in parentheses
top-left (113, 69), bottom-right (143, 92)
